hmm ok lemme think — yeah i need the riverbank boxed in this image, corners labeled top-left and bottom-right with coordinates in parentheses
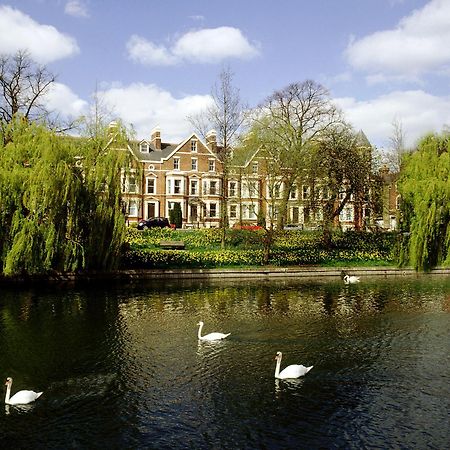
top-left (1, 266), bottom-right (449, 286)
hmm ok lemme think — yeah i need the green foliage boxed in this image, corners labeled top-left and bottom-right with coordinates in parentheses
top-left (169, 203), bottom-right (182, 228)
top-left (0, 118), bottom-right (130, 275)
top-left (122, 228), bottom-right (397, 269)
top-left (398, 133), bottom-right (450, 270)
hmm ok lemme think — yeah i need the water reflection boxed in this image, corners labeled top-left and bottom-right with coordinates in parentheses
top-left (0, 275), bottom-right (449, 448)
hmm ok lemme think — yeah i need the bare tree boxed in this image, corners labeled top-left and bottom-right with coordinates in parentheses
top-left (252, 80), bottom-right (343, 228)
top-left (188, 67), bottom-right (247, 246)
top-left (0, 51), bottom-right (56, 123)
top-left (385, 118), bottom-right (407, 172)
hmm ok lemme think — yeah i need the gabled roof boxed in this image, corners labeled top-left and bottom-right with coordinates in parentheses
top-left (127, 140), bottom-right (177, 162)
top-left (355, 130), bottom-right (372, 148)
top-left (126, 132), bottom-right (220, 163)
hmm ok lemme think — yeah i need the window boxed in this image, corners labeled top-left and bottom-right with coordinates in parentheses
top-left (290, 185), bottom-right (297, 200)
top-left (247, 204), bottom-right (257, 219)
top-left (230, 204), bottom-right (237, 219)
top-left (229, 181), bottom-right (237, 197)
top-left (191, 158), bottom-right (198, 171)
top-left (173, 158), bottom-right (180, 170)
top-left (167, 179), bottom-right (182, 194)
top-left (191, 140), bottom-right (197, 152)
top-left (146, 178), bottom-right (156, 194)
top-left (209, 203), bottom-right (217, 218)
top-left (340, 207), bottom-right (353, 222)
top-left (208, 159), bottom-right (215, 172)
top-left (128, 176), bottom-right (137, 193)
top-left (210, 180), bottom-right (218, 195)
top-left (252, 162), bottom-right (258, 174)
top-left (302, 185), bottom-right (310, 200)
top-left (190, 180), bottom-right (198, 195)
top-left (248, 181), bottom-right (257, 197)
top-left (140, 142), bottom-right (149, 153)
top-left (274, 183), bottom-right (281, 199)
top-left (128, 200), bottom-right (138, 216)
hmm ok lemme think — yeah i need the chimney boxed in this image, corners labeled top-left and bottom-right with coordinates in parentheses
top-left (151, 126), bottom-right (161, 150)
top-left (206, 129), bottom-right (217, 152)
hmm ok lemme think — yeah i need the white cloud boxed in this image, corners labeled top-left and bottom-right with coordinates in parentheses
top-left (335, 90), bottom-right (450, 148)
top-left (346, 0), bottom-right (450, 79)
top-left (44, 82), bottom-right (88, 118)
top-left (98, 82), bottom-right (214, 141)
top-left (126, 27), bottom-right (259, 66)
top-left (64, 0), bottom-right (89, 18)
top-left (172, 27), bottom-right (259, 63)
top-left (126, 35), bottom-right (177, 66)
top-left (0, 5), bottom-right (79, 64)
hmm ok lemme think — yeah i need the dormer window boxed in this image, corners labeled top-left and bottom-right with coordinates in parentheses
top-left (191, 139), bottom-right (197, 152)
top-left (140, 142), bottom-right (149, 153)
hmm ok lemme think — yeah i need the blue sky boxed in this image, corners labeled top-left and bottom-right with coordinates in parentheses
top-left (1, 0), bottom-right (450, 149)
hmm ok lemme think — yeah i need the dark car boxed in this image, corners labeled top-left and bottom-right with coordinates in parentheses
top-left (137, 217), bottom-right (170, 230)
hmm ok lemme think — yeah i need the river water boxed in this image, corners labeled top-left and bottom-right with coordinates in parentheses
top-left (0, 275), bottom-right (449, 449)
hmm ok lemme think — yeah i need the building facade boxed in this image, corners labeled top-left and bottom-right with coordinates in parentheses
top-left (120, 127), bottom-right (224, 227)
top-left (118, 125), bottom-right (399, 230)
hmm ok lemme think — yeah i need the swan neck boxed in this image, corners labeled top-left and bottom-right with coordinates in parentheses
top-left (197, 323), bottom-right (203, 339)
top-left (275, 357), bottom-right (281, 378)
top-left (5, 384), bottom-right (11, 404)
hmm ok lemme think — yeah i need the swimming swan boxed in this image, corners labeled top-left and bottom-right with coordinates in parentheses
top-left (197, 321), bottom-right (230, 341)
top-left (4, 377), bottom-right (43, 405)
top-left (274, 351), bottom-right (313, 379)
top-left (343, 275), bottom-right (360, 284)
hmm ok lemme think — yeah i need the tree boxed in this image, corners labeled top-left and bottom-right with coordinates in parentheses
top-left (384, 118), bottom-right (408, 172)
top-left (309, 125), bottom-right (375, 245)
top-left (0, 118), bottom-right (131, 276)
top-left (398, 132), bottom-right (450, 270)
top-left (252, 80), bottom-right (343, 229)
top-left (232, 130), bottom-right (286, 263)
top-left (188, 67), bottom-right (247, 247)
top-left (0, 51), bottom-right (57, 143)
top-left (169, 203), bottom-right (182, 229)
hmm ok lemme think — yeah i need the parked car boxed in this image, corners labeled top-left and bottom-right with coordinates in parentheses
top-left (137, 217), bottom-right (170, 230)
top-left (283, 223), bottom-right (304, 231)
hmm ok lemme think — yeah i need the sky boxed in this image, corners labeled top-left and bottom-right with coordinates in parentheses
top-left (1, 0), bottom-right (450, 149)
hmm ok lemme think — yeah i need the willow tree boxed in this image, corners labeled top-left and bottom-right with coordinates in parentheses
top-left (398, 133), bottom-right (450, 271)
top-left (0, 118), bottom-right (131, 276)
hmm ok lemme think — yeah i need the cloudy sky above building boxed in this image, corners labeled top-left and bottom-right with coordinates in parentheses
top-left (1, 0), bottom-right (450, 148)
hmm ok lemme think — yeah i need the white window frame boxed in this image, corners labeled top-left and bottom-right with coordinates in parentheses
top-left (146, 177), bottom-right (156, 194)
top-left (191, 139), bottom-right (198, 152)
top-left (208, 159), bottom-right (215, 172)
top-left (128, 200), bottom-right (138, 217)
top-left (229, 181), bottom-right (237, 198)
top-left (191, 157), bottom-right (198, 171)
top-left (190, 179), bottom-right (198, 195)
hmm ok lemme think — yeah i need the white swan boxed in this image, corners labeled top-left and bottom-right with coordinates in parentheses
top-left (197, 321), bottom-right (230, 341)
top-left (274, 351), bottom-right (313, 379)
top-left (4, 377), bottom-right (43, 405)
top-left (343, 274), bottom-right (360, 284)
